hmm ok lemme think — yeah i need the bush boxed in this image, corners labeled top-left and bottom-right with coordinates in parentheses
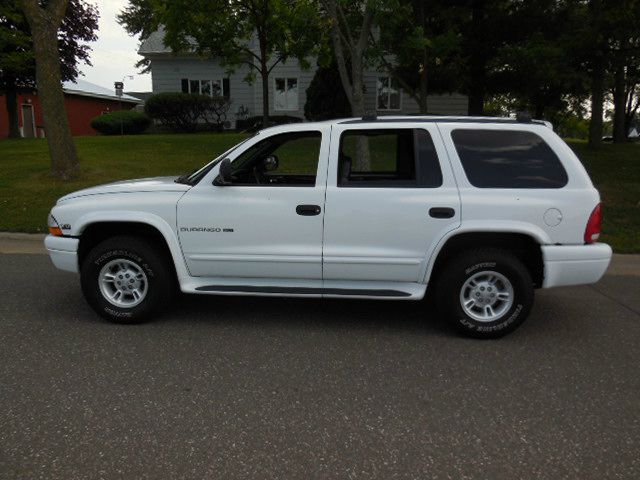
top-left (90, 110), bottom-right (151, 135)
top-left (304, 63), bottom-right (351, 121)
top-left (235, 115), bottom-right (303, 132)
top-left (144, 92), bottom-right (231, 133)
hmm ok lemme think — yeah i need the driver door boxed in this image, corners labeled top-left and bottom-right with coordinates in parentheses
top-left (177, 127), bottom-right (329, 280)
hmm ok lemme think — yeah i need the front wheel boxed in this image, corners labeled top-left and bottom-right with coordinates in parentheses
top-left (81, 235), bottom-right (174, 323)
top-left (435, 249), bottom-right (534, 338)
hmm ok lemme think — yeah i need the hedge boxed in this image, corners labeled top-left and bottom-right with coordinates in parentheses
top-left (90, 110), bottom-right (151, 135)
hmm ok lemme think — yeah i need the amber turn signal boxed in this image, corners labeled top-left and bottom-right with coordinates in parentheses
top-left (49, 226), bottom-right (63, 236)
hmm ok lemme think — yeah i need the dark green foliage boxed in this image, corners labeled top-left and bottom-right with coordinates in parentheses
top-left (304, 63), bottom-right (351, 120)
top-left (90, 110), bottom-right (151, 135)
top-left (235, 115), bottom-right (302, 132)
top-left (144, 92), bottom-right (231, 133)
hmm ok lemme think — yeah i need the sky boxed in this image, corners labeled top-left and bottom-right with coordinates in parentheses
top-left (78, 0), bottom-right (152, 93)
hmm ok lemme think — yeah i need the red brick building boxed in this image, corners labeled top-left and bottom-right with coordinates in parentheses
top-left (0, 79), bottom-right (141, 138)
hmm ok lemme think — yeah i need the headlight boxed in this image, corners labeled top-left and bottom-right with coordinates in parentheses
top-left (48, 213), bottom-right (63, 236)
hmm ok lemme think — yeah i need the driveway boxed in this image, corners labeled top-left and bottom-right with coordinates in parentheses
top-left (1, 250), bottom-right (639, 479)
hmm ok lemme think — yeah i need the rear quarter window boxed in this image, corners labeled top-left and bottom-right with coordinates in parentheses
top-left (451, 129), bottom-right (568, 188)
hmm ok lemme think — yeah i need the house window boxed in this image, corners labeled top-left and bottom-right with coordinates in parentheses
top-left (274, 77), bottom-right (298, 111)
top-left (377, 76), bottom-right (401, 111)
top-left (181, 78), bottom-right (228, 98)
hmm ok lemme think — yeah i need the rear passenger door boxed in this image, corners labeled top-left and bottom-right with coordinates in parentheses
top-left (322, 124), bottom-right (460, 284)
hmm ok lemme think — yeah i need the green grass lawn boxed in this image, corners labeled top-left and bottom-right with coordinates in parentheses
top-left (568, 140), bottom-right (640, 253)
top-left (0, 134), bottom-right (638, 253)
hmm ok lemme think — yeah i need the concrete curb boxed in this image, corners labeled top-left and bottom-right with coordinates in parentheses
top-left (0, 232), bottom-right (47, 240)
top-left (0, 232), bottom-right (47, 254)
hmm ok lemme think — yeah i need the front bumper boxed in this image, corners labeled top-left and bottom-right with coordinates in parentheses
top-left (44, 235), bottom-right (79, 273)
top-left (541, 243), bottom-right (612, 288)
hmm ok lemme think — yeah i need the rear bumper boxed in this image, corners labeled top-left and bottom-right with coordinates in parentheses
top-left (44, 235), bottom-right (79, 273)
top-left (541, 243), bottom-right (612, 288)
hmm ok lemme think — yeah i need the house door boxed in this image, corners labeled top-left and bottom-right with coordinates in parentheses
top-left (21, 105), bottom-right (35, 138)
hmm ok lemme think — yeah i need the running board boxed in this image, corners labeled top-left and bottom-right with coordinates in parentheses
top-left (195, 285), bottom-right (411, 297)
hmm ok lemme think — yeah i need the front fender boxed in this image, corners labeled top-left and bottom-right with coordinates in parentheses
top-left (73, 211), bottom-right (190, 281)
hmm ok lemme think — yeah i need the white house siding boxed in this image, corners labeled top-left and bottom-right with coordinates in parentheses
top-left (147, 54), bottom-right (469, 124)
top-left (253, 59), bottom-right (316, 119)
top-left (148, 55), bottom-right (256, 124)
top-left (362, 71), bottom-right (468, 115)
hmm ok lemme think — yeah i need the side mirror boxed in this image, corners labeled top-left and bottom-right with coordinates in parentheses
top-left (262, 155), bottom-right (279, 172)
top-left (213, 158), bottom-right (232, 186)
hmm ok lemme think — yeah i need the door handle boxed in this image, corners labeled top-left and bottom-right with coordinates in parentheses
top-left (429, 207), bottom-right (455, 219)
top-left (296, 204), bottom-right (321, 216)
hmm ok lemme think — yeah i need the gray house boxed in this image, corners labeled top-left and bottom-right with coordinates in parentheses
top-left (139, 31), bottom-right (468, 127)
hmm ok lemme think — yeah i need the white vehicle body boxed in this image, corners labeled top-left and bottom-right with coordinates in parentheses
top-left (45, 117), bottom-right (612, 306)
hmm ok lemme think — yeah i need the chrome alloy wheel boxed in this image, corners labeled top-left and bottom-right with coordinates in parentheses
top-left (459, 270), bottom-right (514, 322)
top-left (98, 259), bottom-right (148, 308)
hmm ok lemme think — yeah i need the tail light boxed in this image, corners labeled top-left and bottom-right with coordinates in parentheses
top-left (584, 203), bottom-right (602, 244)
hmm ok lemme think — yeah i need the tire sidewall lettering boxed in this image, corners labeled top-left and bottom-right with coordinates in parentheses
top-left (94, 249), bottom-right (155, 278)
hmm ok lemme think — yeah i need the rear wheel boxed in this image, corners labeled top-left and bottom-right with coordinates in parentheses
top-left (435, 249), bottom-right (534, 338)
top-left (81, 235), bottom-right (173, 323)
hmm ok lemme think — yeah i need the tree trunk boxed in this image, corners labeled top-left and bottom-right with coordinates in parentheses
top-left (20, 0), bottom-right (79, 179)
top-left (350, 53), bottom-right (366, 116)
top-left (588, 0), bottom-right (604, 149)
top-left (5, 77), bottom-right (21, 139)
top-left (612, 64), bottom-right (627, 143)
top-left (260, 68), bottom-right (270, 128)
top-left (467, 1), bottom-right (486, 116)
top-left (418, 50), bottom-right (428, 114)
top-left (588, 61), bottom-right (605, 148)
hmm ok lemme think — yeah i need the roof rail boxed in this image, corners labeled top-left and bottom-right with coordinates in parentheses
top-left (362, 112), bottom-right (377, 121)
top-left (516, 111), bottom-right (532, 123)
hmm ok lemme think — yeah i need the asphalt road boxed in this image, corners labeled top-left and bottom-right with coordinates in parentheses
top-left (1, 253), bottom-right (639, 480)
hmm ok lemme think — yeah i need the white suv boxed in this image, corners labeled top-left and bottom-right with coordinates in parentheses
top-left (45, 116), bottom-right (612, 338)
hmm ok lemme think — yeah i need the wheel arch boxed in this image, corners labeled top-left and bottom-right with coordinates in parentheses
top-left (75, 213), bottom-right (189, 281)
top-left (425, 229), bottom-right (545, 288)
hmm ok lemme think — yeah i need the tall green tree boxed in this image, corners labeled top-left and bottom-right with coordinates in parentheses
top-left (319, 0), bottom-right (378, 117)
top-left (371, 0), bottom-right (463, 113)
top-left (119, 0), bottom-right (320, 128)
top-left (16, 0), bottom-right (96, 179)
top-left (609, 0), bottom-right (640, 142)
top-left (1, 0), bottom-right (97, 140)
top-left (490, 0), bottom-right (588, 119)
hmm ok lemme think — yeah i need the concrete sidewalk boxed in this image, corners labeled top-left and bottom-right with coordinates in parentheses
top-left (1, 231), bottom-right (638, 276)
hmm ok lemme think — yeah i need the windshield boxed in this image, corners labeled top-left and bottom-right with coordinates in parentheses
top-left (175, 135), bottom-right (255, 185)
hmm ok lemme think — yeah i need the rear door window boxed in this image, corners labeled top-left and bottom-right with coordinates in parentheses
top-left (338, 128), bottom-right (443, 187)
top-left (451, 129), bottom-right (568, 188)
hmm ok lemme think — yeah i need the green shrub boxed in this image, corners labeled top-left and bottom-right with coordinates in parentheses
top-left (144, 92), bottom-right (231, 133)
top-left (90, 110), bottom-right (150, 135)
top-left (304, 63), bottom-right (351, 121)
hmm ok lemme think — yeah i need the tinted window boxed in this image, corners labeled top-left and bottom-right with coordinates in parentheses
top-left (338, 129), bottom-right (442, 187)
top-left (451, 129), bottom-right (568, 188)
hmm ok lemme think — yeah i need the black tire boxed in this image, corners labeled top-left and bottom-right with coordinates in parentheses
top-left (80, 235), bottom-right (174, 324)
top-left (435, 248), bottom-right (534, 338)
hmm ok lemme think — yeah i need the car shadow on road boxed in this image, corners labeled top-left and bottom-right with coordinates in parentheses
top-left (154, 291), bottom-right (458, 338)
